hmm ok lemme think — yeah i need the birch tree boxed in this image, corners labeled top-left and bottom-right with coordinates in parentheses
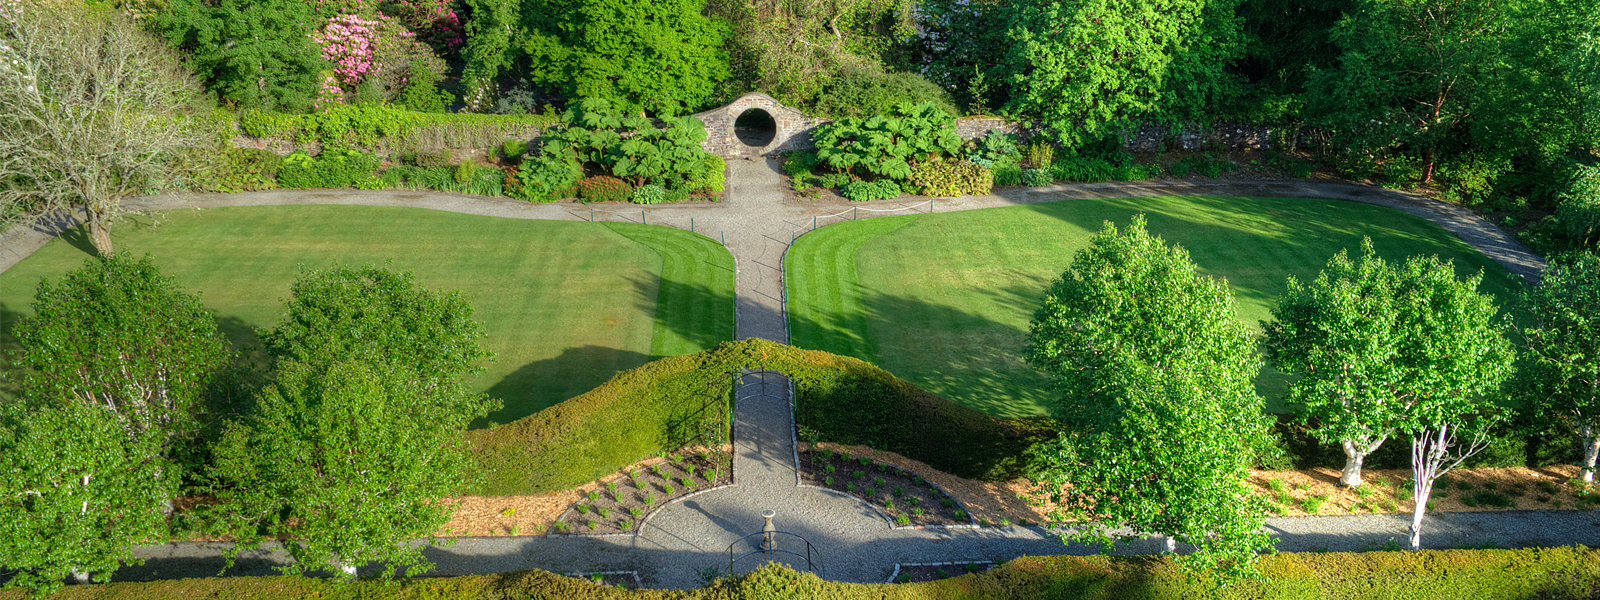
top-left (209, 358), bottom-right (491, 579)
top-left (1517, 254), bottom-right (1600, 482)
top-left (1025, 216), bottom-right (1273, 580)
top-left (1263, 239), bottom-right (1407, 486)
top-left (1389, 254), bottom-right (1514, 550)
top-left (13, 253), bottom-right (230, 448)
top-left (0, 401), bottom-right (173, 594)
top-left (0, 1), bottom-right (213, 255)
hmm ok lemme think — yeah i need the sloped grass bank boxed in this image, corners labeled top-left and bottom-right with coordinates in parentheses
top-left (465, 339), bottom-right (1046, 495)
top-left (15, 548), bottom-right (1600, 599)
top-left (786, 196), bottom-right (1525, 417)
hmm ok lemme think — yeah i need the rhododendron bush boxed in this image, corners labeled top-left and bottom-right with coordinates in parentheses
top-left (312, 10), bottom-right (449, 110)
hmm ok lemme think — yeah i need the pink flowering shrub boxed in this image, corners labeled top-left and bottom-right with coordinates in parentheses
top-left (314, 14), bottom-right (382, 87)
top-left (384, 0), bottom-right (464, 56)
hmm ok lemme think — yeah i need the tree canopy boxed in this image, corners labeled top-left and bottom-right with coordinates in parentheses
top-left (1025, 215), bottom-right (1272, 579)
top-left (1517, 254), bottom-right (1600, 482)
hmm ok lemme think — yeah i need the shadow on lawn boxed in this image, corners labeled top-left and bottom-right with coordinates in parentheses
top-left (476, 345), bottom-right (651, 428)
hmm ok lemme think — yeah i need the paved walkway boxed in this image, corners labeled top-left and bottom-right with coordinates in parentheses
top-left (0, 165), bottom-right (1574, 587)
top-left (114, 371), bottom-right (1600, 586)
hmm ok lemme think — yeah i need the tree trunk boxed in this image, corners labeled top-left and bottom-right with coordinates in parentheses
top-left (1164, 536), bottom-right (1176, 552)
top-left (1420, 148), bottom-right (1436, 184)
top-left (69, 568), bottom-right (90, 585)
top-left (1583, 434), bottom-right (1600, 484)
top-left (337, 560), bottom-right (357, 580)
top-left (1340, 438), bottom-right (1382, 486)
top-left (87, 217), bottom-right (113, 256)
top-left (1408, 483), bottom-right (1433, 553)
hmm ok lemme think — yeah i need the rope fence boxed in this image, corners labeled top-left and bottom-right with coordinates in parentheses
top-left (572, 205), bottom-right (727, 246)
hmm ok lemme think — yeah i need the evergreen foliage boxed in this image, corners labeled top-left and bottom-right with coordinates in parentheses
top-left (151, 0), bottom-right (325, 112)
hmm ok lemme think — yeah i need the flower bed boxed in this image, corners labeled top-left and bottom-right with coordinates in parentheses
top-left (798, 446), bottom-right (972, 527)
top-left (550, 450), bottom-right (732, 535)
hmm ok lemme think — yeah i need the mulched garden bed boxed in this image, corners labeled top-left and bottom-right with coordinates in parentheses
top-left (798, 447), bottom-right (973, 527)
top-left (551, 450), bottom-right (732, 535)
top-left (892, 561), bottom-right (995, 583)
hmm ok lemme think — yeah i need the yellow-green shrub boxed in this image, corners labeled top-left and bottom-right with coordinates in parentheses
top-left (908, 159), bottom-right (994, 197)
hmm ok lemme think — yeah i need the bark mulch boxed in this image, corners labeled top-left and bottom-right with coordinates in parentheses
top-left (551, 450), bottom-right (733, 535)
top-left (798, 446), bottom-right (971, 527)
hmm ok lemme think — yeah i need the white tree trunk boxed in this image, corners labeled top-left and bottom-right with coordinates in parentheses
top-left (1164, 536), bottom-right (1177, 552)
top-left (338, 560), bottom-right (357, 580)
top-left (1410, 477), bottom-right (1432, 551)
top-left (1582, 427), bottom-right (1599, 484)
top-left (1340, 437), bottom-right (1384, 487)
top-left (68, 568), bottom-right (90, 585)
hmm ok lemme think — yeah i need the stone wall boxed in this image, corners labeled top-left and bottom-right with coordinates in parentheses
top-left (1122, 123), bottom-right (1276, 152)
top-left (953, 117), bottom-right (1024, 141)
top-left (689, 93), bottom-right (828, 159)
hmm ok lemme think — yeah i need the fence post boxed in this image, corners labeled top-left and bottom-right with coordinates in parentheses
top-left (928, 201), bottom-right (933, 214)
top-left (790, 230), bottom-right (795, 245)
top-left (590, 207), bottom-right (594, 222)
top-left (812, 216), bottom-right (817, 231)
top-left (692, 217), bottom-right (695, 233)
top-left (642, 210), bottom-right (647, 225)
top-left (722, 231), bottom-right (726, 246)
top-left (853, 207), bottom-right (857, 220)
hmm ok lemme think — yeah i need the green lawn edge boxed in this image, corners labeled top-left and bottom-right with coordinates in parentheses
top-left (602, 222), bottom-right (736, 359)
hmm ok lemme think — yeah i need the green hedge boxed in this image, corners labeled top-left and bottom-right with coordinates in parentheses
top-left (237, 105), bottom-right (558, 152)
top-left (10, 548), bottom-right (1600, 599)
top-left (465, 339), bottom-right (1045, 495)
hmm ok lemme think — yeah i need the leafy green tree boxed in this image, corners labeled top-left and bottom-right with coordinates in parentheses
top-left (209, 357), bottom-right (493, 579)
top-left (1477, 0), bottom-right (1598, 163)
top-left (1556, 163), bottom-right (1600, 247)
top-left (507, 0), bottom-right (730, 114)
top-left (1000, 0), bottom-right (1245, 147)
top-left (0, 2), bottom-right (215, 255)
top-left (0, 401), bottom-right (174, 593)
top-left (1262, 239), bottom-right (1408, 487)
top-left (260, 265), bottom-right (491, 386)
top-left (1025, 216), bottom-right (1272, 580)
top-left (150, 0), bottom-right (325, 113)
top-left (705, 0), bottom-right (914, 111)
top-left (14, 253), bottom-right (230, 452)
top-left (1391, 254), bottom-right (1512, 550)
top-left (1518, 254), bottom-right (1600, 482)
top-left (1307, 0), bottom-right (1508, 183)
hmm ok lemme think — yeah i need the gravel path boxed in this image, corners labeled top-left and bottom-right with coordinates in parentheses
top-left (1, 166), bottom-right (1574, 587)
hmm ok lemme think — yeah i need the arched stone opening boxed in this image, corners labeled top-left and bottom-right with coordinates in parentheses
top-left (734, 108), bottom-right (777, 148)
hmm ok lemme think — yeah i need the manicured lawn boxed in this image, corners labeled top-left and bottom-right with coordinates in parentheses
top-left (786, 195), bottom-right (1526, 418)
top-left (0, 205), bottom-right (733, 425)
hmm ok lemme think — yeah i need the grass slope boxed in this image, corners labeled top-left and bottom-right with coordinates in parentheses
top-left (0, 205), bottom-right (733, 424)
top-left (787, 195), bottom-right (1526, 417)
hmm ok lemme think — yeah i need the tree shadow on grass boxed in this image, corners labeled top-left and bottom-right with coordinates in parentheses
top-left (624, 274), bottom-right (737, 359)
top-left (475, 345), bottom-right (651, 429)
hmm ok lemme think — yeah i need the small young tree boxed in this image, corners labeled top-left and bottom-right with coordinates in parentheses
top-left (1517, 254), bottom-right (1600, 482)
top-left (1263, 239), bottom-right (1407, 486)
top-left (0, 2), bottom-right (214, 255)
top-left (1390, 254), bottom-right (1514, 550)
top-left (210, 358), bottom-right (493, 579)
top-left (0, 401), bottom-right (174, 594)
top-left (1025, 216), bottom-right (1273, 580)
top-left (14, 253), bottom-right (230, 447)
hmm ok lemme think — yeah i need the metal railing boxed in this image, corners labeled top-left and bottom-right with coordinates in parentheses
top-left (726, 530), bottom-right (822, 576)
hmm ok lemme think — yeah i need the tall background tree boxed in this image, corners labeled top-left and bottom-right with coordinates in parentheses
top-left (0, 1), bottom-right (216, 255)
top-left (1518, 254), bottom-right (1600, 482)
top-left (463, 0), bottom-right (731, 114)
top-left (150, 0), bottom-right (326, 113)
top-left (1307, 0), bottom-right (1508, 183)
top-left (1025, 216), bottom-right (1272, 580)
top-left (999, 0), bottom-right (1246, 148)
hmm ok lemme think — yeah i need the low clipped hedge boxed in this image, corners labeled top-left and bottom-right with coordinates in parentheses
top-left (237, 105), bottom-right (558, 152)
top-left (464, 339), bottom-right (1046, 495)
top-left (11, 547), bottom-right (1600, 599)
